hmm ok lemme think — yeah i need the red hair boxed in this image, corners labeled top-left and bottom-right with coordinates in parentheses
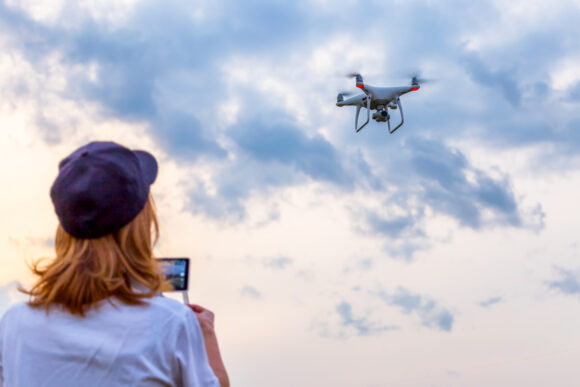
top-left (22, 196), bottom-right (169, 316)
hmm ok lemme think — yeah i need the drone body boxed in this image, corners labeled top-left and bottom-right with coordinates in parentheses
top-left (336, 74), bottom-right (422, 133)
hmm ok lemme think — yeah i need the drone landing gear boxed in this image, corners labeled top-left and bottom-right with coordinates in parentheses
top-left (355, 98), bottom-right (405, 134)
top-left (355, 95), bottom-right (371, 132)
top-left (385, 98), bottom-right (404, 134)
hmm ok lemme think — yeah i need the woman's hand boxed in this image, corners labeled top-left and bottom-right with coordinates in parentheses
top-left (187, 304), bottom-right (216, 337)
top-left (186, 303), bottom-right (230, 387)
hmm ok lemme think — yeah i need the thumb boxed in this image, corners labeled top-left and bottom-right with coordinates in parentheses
top-left (187, 304), bottom-right (205, 313)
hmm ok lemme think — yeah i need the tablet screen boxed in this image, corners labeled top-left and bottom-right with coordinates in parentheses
top-left (157, 258), bottom-right (189, 291)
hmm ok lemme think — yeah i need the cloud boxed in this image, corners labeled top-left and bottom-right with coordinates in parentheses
top-left (354, 138), bottom-right (539, 259)
top-left (153, 110), bottom-right (228, 162)
top-left (478, 296), bottom-right (503, 308)
top-left (407, 138), bottom-right (522, 229)
top-left (355, 258), bottom-right (373, 271)
top-left (230, 117), bottom-right (350, 186)
top-left (334, 301), bottom-right (397, 337)
top-left (385, 241), bottom-right (431, 261)
top-left (317, 285), bottom-right (453, 338)
top-left (0, 0), bottom-right (553, 236)
top-left (364, 211), bottom-right (425, 240)
top-left (184, 156), bottom-right (304, 220)
top-left (263, 256), bottom-right (293, 270)
top-left (547, 266), bottom-right (580, 297)
top-left (240, 285), bottom-right (261, 299)
top-left (342, 258), bottom-right (376, 276)
top-left (568, 82), bottom-right (580, 102)
top-left (184, 111), bottom-right (357, 220)
top-left (461, 53), bottom-right (522, 106)
top-left (0, 0), bottom-right (234, 155)
top-left (378, 287), bottom-right (454, 332)
top-left (315, 301), bottom-right (398, 339)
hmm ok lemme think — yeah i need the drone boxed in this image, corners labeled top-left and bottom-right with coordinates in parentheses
top-left (336, 73), bottom-right (426, 133)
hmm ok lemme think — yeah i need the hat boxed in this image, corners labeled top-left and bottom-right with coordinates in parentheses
top-left (50, 141), bottom-right (158, 239)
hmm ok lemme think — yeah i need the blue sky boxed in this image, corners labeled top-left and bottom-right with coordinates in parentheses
top-left (1, 0), bottom-right (580, 385)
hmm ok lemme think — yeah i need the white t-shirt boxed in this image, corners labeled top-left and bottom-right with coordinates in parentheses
top-left (0, 296), bottom-right (219, 387)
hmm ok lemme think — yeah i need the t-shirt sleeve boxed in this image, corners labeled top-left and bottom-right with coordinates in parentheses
top-left (172, 309), bottom-right (219, 387)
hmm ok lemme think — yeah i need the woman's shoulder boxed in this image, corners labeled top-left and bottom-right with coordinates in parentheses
top-left (133, 296), bottom-right (201, 340)
top-left (144, 295), bottom-right (192, 319)
top-left (0, 302), bottom-right (33, 329)
top-left (1, 302), bottom-right (30, 318)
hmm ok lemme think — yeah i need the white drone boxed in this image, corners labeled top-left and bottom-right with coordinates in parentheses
top-left (336, 73), bottom-right (426, 133)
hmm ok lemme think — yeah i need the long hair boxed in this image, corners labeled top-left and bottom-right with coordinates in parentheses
top-left (22, 196), bottom-right (168, 316)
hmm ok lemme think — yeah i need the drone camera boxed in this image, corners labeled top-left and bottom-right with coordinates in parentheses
top-left (372, 110), bottom-right (389, 122)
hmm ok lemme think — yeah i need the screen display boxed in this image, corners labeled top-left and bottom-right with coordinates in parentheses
top-left (158, 258), bottom-right (189, 291)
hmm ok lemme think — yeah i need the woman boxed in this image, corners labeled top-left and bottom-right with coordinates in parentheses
top-left (0, 141), bottom-right (229, 387)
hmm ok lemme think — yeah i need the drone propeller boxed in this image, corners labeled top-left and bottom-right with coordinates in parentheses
top-left (337, 91), bottom-right (354, 103)
top-left (409, 73), bottom-right (435, 85)
top-left (345, 72), bottom-right (364, 89)
top-left (408, 72), bottom-right (436, 91)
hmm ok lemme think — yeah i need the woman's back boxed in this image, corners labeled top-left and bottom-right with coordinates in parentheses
top-left (1, 291), bottom-right (218, 386)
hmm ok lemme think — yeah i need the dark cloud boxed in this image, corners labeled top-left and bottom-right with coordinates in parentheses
top-left (185, 155), bottom-right (304, 220)
top-left (378, 287), bottom-right (454, 331)
top-left (567, 82), bottom-right (580, 102)
top-left (0, 0), bottom-right (557, 234)
top-left (354, 138), bottom-right (534, 259)
top-left (364, 212), bottom-right (424, 239)
top-left (408, 138), bottom-right (521, 229)
top-left (154, 110), bottom-right (227, 162)
top-left (359, 208), bottom-right (429, 260)
top-left (0, 0), bottom-right (228, 157)
top-left (231, 118), bottom-right (350, 186)
top-left (547, 266), bottom-right (580, 297)
top-left (461, 53), bottom-right (522, 106)
top-left (182, 103), bottom-right (363, 220)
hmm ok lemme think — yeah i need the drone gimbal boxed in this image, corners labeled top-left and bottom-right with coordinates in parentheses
top-left (354, 95), bottom-right (404, 133)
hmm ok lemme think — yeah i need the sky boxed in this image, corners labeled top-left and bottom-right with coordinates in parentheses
top-left (1, 0), bottom-right (580, 385)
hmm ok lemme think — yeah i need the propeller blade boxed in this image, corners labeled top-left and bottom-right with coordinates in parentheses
top-left (409, 72), bottom-right (436, 85)
top-left (346, 72), bottom-right (364, 84)
top-left (414, 77), bottom-right (435, 84)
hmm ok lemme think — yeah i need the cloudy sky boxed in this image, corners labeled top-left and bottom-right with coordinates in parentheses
top-left (2, 0), bottom-right (580, 385)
